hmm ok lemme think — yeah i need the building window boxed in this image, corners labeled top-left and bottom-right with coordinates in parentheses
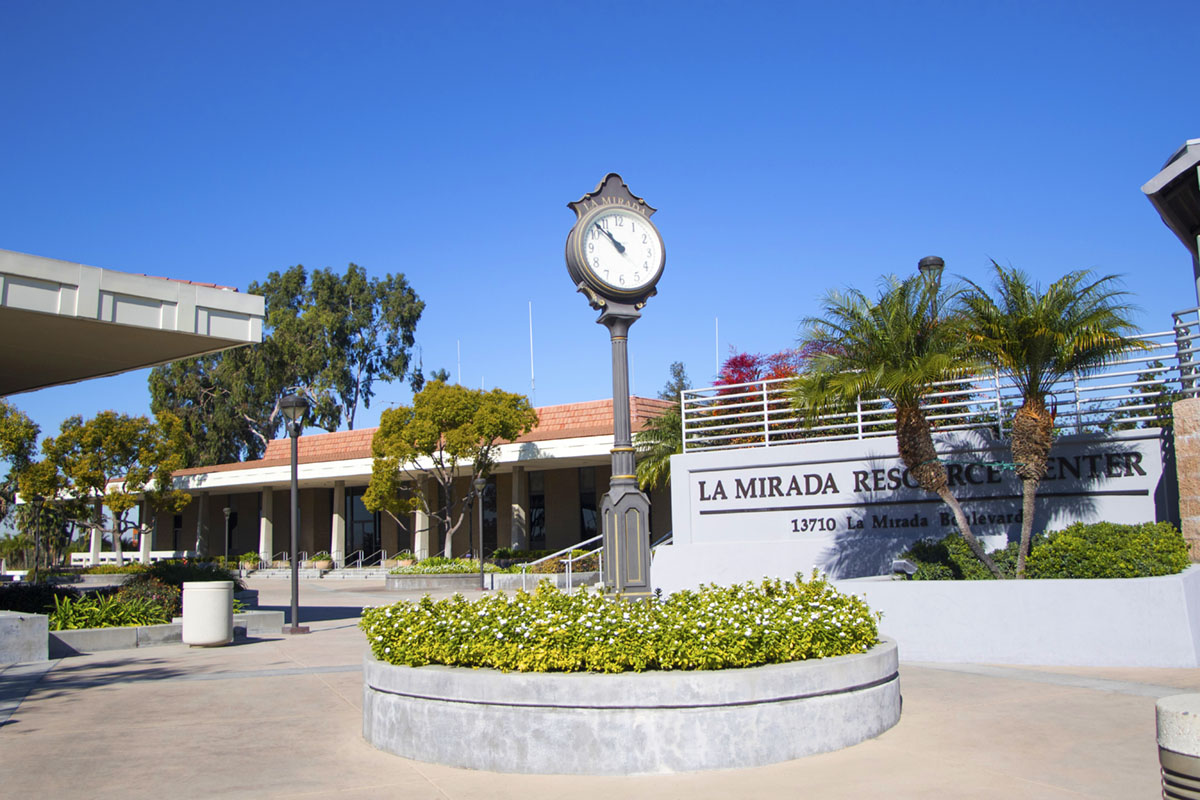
top-left (173, 514), bottom-right (184, 550)
top-left (579, 467), bottom-right (597, 540)
top-left (529, 472), bottom-right (545, 549)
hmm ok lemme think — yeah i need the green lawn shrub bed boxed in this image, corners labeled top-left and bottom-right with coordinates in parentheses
top-left (904, 521), bottom-right (1189, 580)
top-left (49, 593), bottom-right (171, 630)
top-left (389, 557), bottom-right (502, 574)
top-left (361, 573), bottom-right (879, 673)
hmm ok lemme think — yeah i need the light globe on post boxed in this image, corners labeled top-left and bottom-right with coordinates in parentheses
top-left (280, 390), bottom-right (310, 635)
top-left (473, 476), bottom-right (486, 590)
top-left (30, 494), bottom-right (44, 584)
top-left (918, 255), bottom-right (945, 320)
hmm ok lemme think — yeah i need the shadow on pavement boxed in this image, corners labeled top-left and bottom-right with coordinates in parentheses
top-left (258, 604), bottom-right (364, 622)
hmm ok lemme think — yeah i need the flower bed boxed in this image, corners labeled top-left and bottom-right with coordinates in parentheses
top-left (362, 573), bottom-right (879, 673)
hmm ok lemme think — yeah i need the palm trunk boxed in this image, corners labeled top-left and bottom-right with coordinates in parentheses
top-left (936, 487), bottom-right (1003, 579)
top-left (1011, 399), bottom-right (1053, 579)
top-left (896, 405), bottom-right (1003, 579)
top-left (1016, 478), bottom-right (1037, 578)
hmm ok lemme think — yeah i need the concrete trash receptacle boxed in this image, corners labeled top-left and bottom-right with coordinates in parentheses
top-left (1156, 693), bottom-right (1200, 798)
top-left (182, 581), bottom-right (234, 646)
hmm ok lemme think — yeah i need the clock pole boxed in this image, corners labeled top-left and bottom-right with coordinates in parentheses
top-left (598, 302), bottom-right (653, 597)
top-left (563, 173), bottom-right (664, 599)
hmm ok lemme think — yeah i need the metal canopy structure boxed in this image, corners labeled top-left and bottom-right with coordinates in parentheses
top-left (0, 249), bottom-right (265, 396)
top-left (1143, 138), bottom-right (1200, 303)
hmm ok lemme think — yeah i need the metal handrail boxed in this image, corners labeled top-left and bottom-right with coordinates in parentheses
top-left (563, 546), bottom-right (602, 593)
top-left (521, 534), bottom-right (602, 591)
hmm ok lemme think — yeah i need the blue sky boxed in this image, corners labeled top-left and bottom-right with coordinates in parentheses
top-left (2, 0), bottom-right (1197, 445)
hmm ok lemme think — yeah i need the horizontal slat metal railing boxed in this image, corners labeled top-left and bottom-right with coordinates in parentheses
top-left (681, 313), bottom-right (1191, 453)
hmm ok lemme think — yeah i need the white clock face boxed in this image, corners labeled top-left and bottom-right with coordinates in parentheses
top-left (580, 209), bottom-right (664, 292)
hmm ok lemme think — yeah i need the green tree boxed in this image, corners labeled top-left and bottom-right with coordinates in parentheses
top-left (793, 274), bottom-right (1002, 578)
top-left (363, 381), bottom-right (538, 557)
top-left (959, 263), bottom-right (1144, 578)
top-left (149, 263), bottom-right (424, 465)
top-left (0, 399), bottom-right (39, 524)
top-left (38, 412), bottom-right (193, 565)
top-left (635, 362), bottom-right (690, 491)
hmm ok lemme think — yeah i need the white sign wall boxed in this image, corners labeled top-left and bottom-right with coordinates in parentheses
top-left (654, 428), bottom-right (1172, 593)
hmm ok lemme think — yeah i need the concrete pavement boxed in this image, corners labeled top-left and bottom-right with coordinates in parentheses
top-left (1, 577), bottom-right (1194, 799)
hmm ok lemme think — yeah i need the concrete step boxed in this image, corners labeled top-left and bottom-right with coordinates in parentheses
top-left (246, 568), bottom-right (391, 580)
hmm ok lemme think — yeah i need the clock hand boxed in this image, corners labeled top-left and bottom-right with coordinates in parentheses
top-left (593, 223), bottom-right (626, 254)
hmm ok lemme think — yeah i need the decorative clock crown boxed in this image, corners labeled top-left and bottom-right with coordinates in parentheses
top-left (567, 173), bottom-right (657, 220)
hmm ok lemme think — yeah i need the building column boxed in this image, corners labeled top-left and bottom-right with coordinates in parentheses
top-left (332, 480), bottom-right (346, 566)
top-left (139, 500), bottom-right (152, 565)
top-left (259, 486), bottom-right (274, 563)
top-left (1173, 398), bottom-right (1200, 560)
top-left (194, 492), bottom-right (209, 557)
top-left (89, 498), bottom-right (102, 566)
top-left (414, 479), bottom-right (431, 560)
top-left (511, 466), bottom-right (528, 551)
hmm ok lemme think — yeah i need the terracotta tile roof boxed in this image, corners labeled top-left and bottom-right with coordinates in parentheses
top-left (173, 396), bottom-right (674, 477)
top-left (138, 273), bottom-right (240, 291)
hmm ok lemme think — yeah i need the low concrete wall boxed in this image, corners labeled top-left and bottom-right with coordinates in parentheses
top-left (363, 639), bottom-right (901, 774)
top-left (47, 610), bottom-right (286, 657)
top-left (384, 571), bottom-right (600, 593)
top-left (0, 611), bottom-right (48, 663)
top-left (834, 566), bottom-right (1200, 667)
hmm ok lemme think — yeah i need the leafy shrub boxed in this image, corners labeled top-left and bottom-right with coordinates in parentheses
top-left (116, 576), bottom-right (182, 618)
top-left (238, 552), bottom-right (260, 565)
top-left (902, 521), bottom-right (1189, 580)
top-left (0, 583), bottom-right (80, 614)
top-left (491, 548), bottom-right (555, 564)
top-left (903, 534), bottom-right (1023, 580)
top-left (390, 557), bottom-right (501, 574)
top-left (83, 564), bottom-right (148, 575)
top-left (361, 572), bottom-right (880, 673)
top-left (139, 560), bottom-right (244, 590)
top-left (529, 549), bottom-right (599, 574)
top-left (49, 593), bottom-right (170, 630)
top-left (1026, 521), bottom-right (1188, 579)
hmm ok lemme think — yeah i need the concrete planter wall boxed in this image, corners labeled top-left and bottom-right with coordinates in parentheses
top-left (0, 611), bottom-right (47, 663)
top-left (363, 638), bottom-right (900, 774)
top-left (384, 571), bottom-right (600, 593)
top-left (834, 565), bottom-right (1200, 667)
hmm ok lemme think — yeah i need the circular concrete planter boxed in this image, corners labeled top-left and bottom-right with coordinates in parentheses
top-left (363, 638), bottom-right (900, 774)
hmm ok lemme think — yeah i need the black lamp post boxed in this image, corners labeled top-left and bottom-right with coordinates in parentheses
top-left (279, 390), bottom-right (310, 635)
top-left (473, 476), bottom-right (486, 590)
top-left (222, 506), bottom-right (232, 565)
top-left (30, 494), bottom-right (44, 584)
top-left (918, 255), bottom-right (945, 319)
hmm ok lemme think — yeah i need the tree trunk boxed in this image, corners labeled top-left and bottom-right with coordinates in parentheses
top-left (896, 405), bottom-right (1003, 579)
top-left (1016, 478), bottom-right (1037, 579)
top-left (1011, 399), bottom-right (1053, 578)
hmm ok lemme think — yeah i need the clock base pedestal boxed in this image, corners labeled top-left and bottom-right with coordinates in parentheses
top-left (600, 480), bottom-right (653, 599)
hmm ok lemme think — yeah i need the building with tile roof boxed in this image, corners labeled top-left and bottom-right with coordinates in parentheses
top-left (149, 397), bottom-right (675, 564)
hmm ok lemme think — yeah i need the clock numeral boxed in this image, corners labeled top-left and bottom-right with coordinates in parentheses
top-left (643, 260), bottom-right (649, 269)
top-left (614, 216), bottom-right (623, 227)
top-left (593, 257), bottom-right (600, 269)
top-left (587, 242), bottom-right (594, 253)
top-left (634, 272), bottom-right (640, 282)
top-left (642, 234), bottom-right (648, 244)
top-left (619, 275), bottom-right (625, 285)
top-left (603, 269), bottom-right (609, 279)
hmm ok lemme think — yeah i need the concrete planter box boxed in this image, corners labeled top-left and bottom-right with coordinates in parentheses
top-left (834, 565), bottom-right (1200, 667)
top-left (1, 611), bottom-right (48, 663)
top-left (47, 610), bottom-right (287, 658)
top-left (363, 638), bottom-right (901, 774)
top-left (384, 571), bottom-right (600, 593)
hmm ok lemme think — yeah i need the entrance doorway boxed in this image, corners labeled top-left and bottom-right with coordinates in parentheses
top-left (346, 487), bottom-right (380, 561)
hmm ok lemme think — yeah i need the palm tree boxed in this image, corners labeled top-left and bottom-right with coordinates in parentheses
top-left (634, 404), bottom-right (681, 491)
top-left (959, 263), bottom-right (1144, 578)
top-left (794, 274), bottom-right (1002, 578)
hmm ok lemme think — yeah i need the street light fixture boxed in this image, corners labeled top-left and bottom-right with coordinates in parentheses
top-left (222, 506), bottom-right (232, 565)
top-left (30, 494), bottom-right (44, 584)
top-left (473, 476), bottom-right (487, 590)
top-left (280, 390), bottom-right (310, 635)
top-left (918, 255), bottom-right (945, 320)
